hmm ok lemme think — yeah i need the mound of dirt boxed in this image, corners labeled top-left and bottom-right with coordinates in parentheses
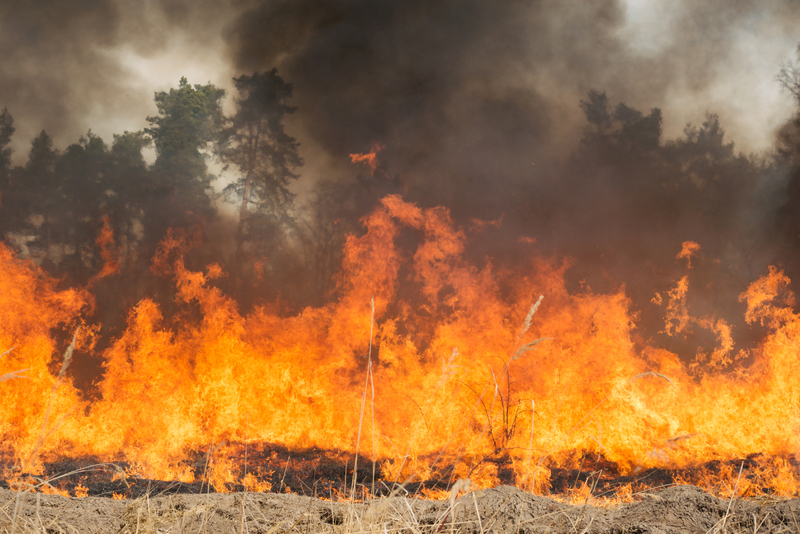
top-left (2, 485), bottom-right (799, 533)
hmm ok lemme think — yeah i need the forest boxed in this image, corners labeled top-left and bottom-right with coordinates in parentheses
top-left (2, 61), bottom-right (800, 374)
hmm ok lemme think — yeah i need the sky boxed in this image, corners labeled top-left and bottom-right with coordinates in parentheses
top-left (0, 0), bottom-right (797, 178)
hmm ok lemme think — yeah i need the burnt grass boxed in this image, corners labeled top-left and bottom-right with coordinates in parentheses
top-left (1, 444), bottom-right (797, 501)
top-left (4, 484), bottom-right (800, 534)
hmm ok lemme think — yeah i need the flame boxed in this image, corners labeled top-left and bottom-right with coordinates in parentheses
top-left (470, 215), bottom-right (504, 232)
top-left (676, 240), bottom-right (701, 268)
top-left (1, 196), bottom-right (800, 496)
top-left (659, 275), bottom-right (735, 371)
top-left (349, 143), bottom-right (384, 174)
top-left (93, 216), bottom-right (120, 280)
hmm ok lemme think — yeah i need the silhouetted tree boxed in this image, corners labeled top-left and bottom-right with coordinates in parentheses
top-left (578, 89), bottom-right (662, 165)
top-left (0, 108), bottom-right (15, 232)
top-left (19, 131), bottom-right (61, 265)
top-left (297, 169), bottom-right (404, 304)
top-left (555, 90), bottom-right (776, 356)
top-left (144, 77), bottom-right (224, 250)
top-left (53, 132), bottom-right (111, 280)
top-left (0, 108), bottom-right (13, 176)
top-left (106, 130), bottom-right (152, 248)
top-left (221, 70), bottom-right (302, 224)
top-left (200, 70), bottom-right (304, 308)
top-left (777, 45), bottom-right (800, 105)
top-left (774, 45), bottom-right (800, 282)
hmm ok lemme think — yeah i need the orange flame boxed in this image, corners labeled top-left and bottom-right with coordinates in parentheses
top-left (349, 143), bottom-right (384, 174)
top-left (676, 240), bottom-right (701, 268)
top-left (470, 214), bottom-right (504, 232)
top-left (93, 217), bottom-right (120, 280)
top-left (1, 196), bottom-right (800, 496)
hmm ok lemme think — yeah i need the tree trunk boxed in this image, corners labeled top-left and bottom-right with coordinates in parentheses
top-left (240, 168), bottom-right (253, 220)
top-left (237, 123), bottom-right (261, 254)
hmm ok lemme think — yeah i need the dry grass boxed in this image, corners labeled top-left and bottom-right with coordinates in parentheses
top-left (3, 304), bottom-right (800, 534)
top-left (4, 483), bottom-right (800, 534)
top-left (0, 347), bottom-right (26, 383)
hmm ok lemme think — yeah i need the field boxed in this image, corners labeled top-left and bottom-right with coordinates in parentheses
top-left (4, 484), bottom-right (800, 534)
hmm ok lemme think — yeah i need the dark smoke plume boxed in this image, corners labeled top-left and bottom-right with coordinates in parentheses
top-left (225, 0), bottom-right (799, 214)
top-left (224, 0), bottom-right (800, 353)
top-left (1, 0), bottom-right (800, 375)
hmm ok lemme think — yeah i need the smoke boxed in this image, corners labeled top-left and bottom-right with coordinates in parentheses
top-left (0, 1), bottom-right (120, 156)
top-left (224, 0), bottom-right (798, 212)
top-left (0, 0), bottom-right (242, 163)
top-left (1, 0), bottom-right (796, 167)
top-left (2, 0), bottom-right (800, 353)
top-left (226, 0), bottom-right (607, 216)
top-left (2, 0), bottom-right (796, 184)
top-left (222, 0), bottom-right (800, 352)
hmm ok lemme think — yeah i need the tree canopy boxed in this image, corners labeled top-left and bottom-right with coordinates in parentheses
top-left (0, 66), bottom-right (798, 334)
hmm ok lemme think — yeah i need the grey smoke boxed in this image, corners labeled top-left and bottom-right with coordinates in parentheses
top-left (224, 0), bottom-right (799, 215)
top-left (2, 0), bottom-right (800, 346)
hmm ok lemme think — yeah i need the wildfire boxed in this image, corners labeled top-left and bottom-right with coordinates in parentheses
top-left (93, 216), bottom-right (121, 281)
top-left (1, 196), bottom-right (799, 498)
top-left (349, 143), bottom-right (384, 174)
top-left (676, 240), bottom-right (701, 268)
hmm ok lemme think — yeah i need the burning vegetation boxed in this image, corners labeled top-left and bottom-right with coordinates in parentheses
top-left (2, 184), bottom-right (800, 501)
top-left (2, 40), bottom-right (800, 516)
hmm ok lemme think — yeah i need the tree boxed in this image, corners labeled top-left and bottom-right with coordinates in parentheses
top-left (578, 89), bottom-right (662, 162)
top-left (17, 131), bottom-right (61, 264)
top-left (220, 70), bottom-right (302, 229)
top-left (777, 45), bottom-right (800, 105)
top-left (0, 108), bottom-right (13, 176)
top-left (205, 70), bottom-right (304, 308)
top-left (143, 77), bottom-right (224, 249)
top-left (0, 109), bottom-right (14, 231)
top-left (146, 77), bottom-right (225, 178)
top-left (53, 132), bottom-right (111, 279)
top-left (297, 170), bottom-right (403, 305)
top-left (774, 45), bottom-right (800, 279)
top-left (777, 47), bottom-right (800, 166)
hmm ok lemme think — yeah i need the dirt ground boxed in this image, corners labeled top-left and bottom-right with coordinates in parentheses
top-left (2, 484), bottom-right (800, 534)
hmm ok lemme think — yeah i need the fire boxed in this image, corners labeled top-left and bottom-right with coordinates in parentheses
top-left (676, 240), bottom-right (701, 268)
top-left (1, 195), bottom-right (799, 497)
top-left (349, 143), bottom-right (384, 174)
top-left (93, 216), bottom-right (120, 281)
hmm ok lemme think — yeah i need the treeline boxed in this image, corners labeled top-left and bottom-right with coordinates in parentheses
top-left (2, 65), bottom-right (800, 351)
top-left (0, 73), bottom-right (398, 334)
top-left (513, 66), bottom-right (800, 352)
top-left (520, 91), bottom-right (789, 349)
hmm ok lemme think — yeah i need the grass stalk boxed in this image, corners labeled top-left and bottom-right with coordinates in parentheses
top-left (352, 296), bottom-right (376, 500)
top-left (240, 413), bottom-right (249, 534)
top-left (24, 329), bottom-right (79, 472)
top-left (392, 347), bottom-right (459, 489)
top-left (0, 347), bottom-right (28, 383)
top-left (525, 399), bottom-right (535, 491)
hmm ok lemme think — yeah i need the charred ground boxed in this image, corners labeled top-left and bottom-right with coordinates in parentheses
top-left (2, 445), bottom-right (796, 502)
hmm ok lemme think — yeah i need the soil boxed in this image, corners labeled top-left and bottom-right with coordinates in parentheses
top-left (3, 450), bottom-right (800, 532)
top-left (3, 484), bottom-right (800, 533)
top-left (3, 447), bottom-right (795, 500)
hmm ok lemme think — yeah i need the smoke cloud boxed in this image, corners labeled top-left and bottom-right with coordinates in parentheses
top-left (224, 0), bottom-right (798, 211)
top-left (0, 0), bottom-right (241, 161)
top-left (2, 0), bottom-right (800, 355)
